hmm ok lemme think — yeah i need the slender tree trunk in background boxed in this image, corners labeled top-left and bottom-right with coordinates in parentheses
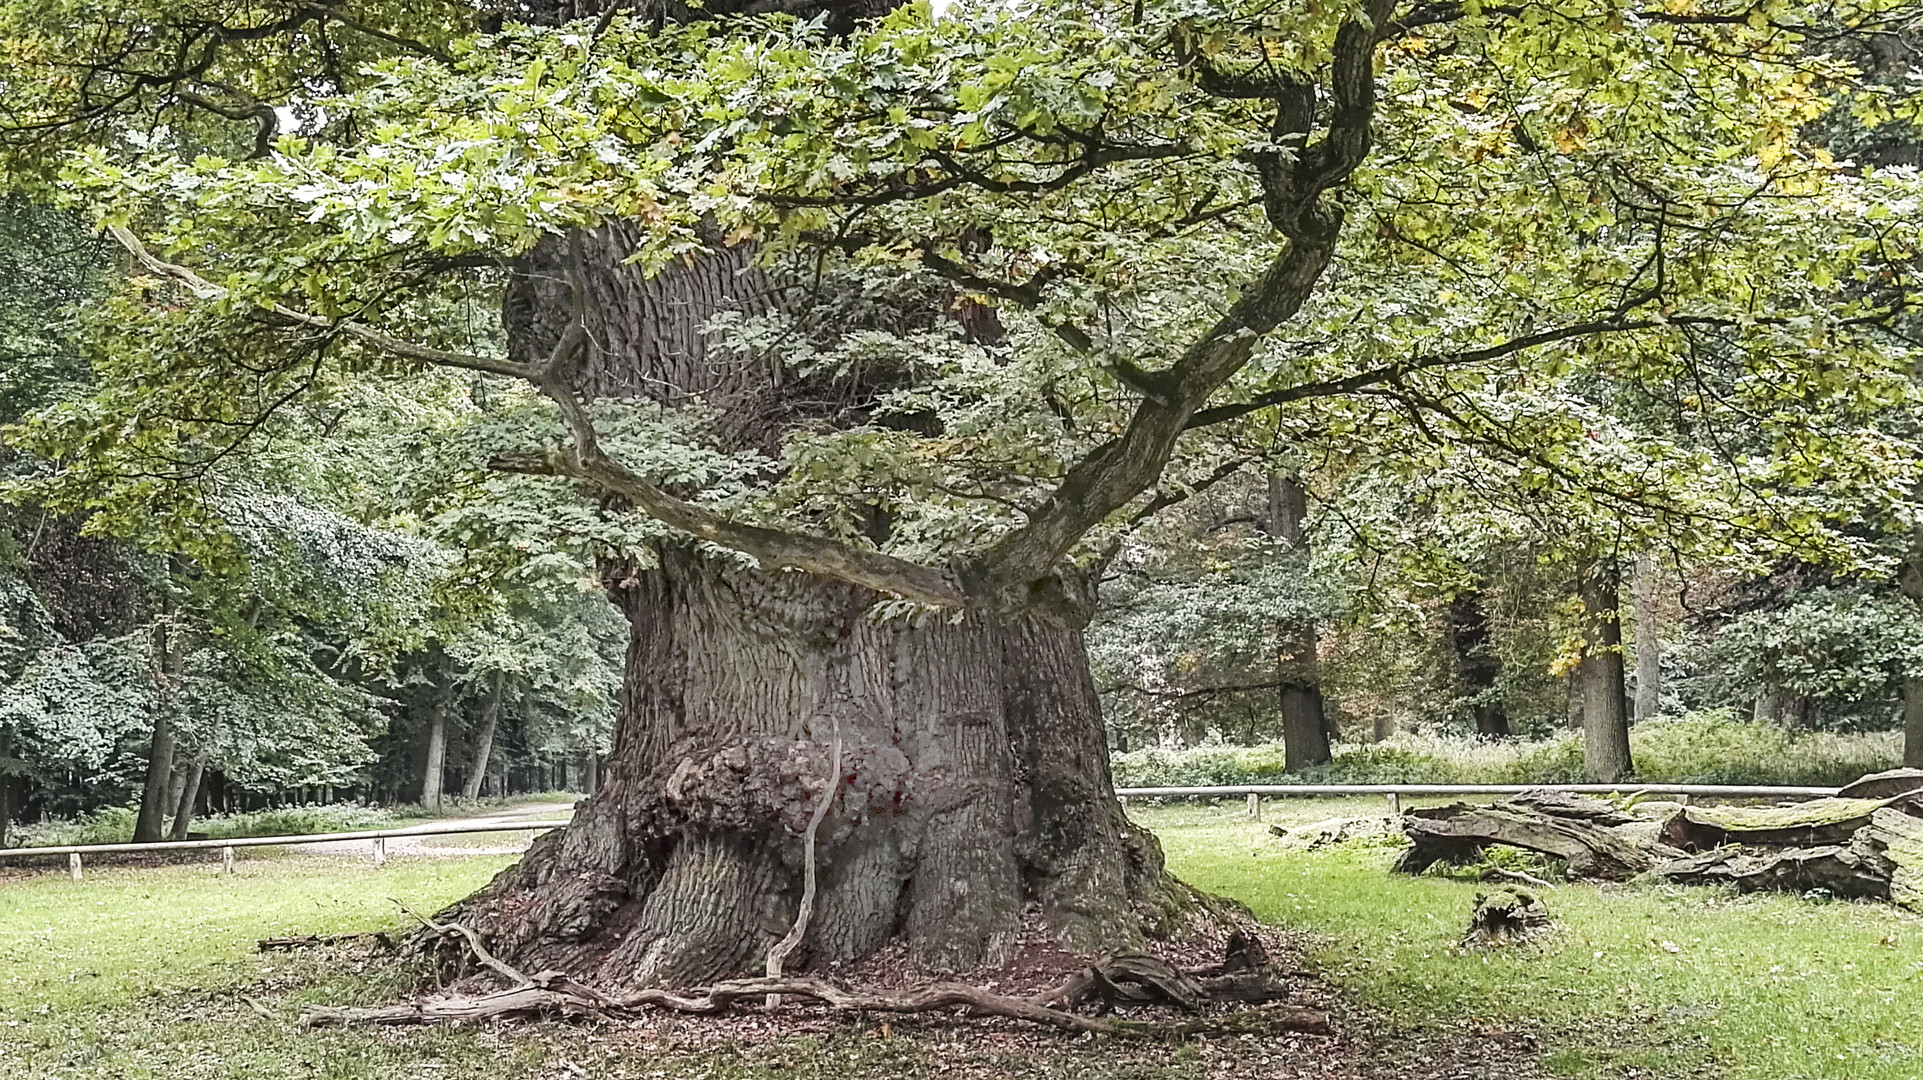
top-left (1577, 556), bottom-right (1634, 783)
top-left (132, 714), bottom-right (175, 843)
top-left (168, 752), bottom-right (207, 841)
top-left (1448, 590), bottom-right (1509, 739)
top-left (1632, 552), bottom-right (1662, 723)
top-left (1898, 538), bottom-right (1923, 767)
top-left (1268, 473), bottom-right (1331, 771)
top-left (462, 672), bottom-right (505, 802)
top-left (1904, 679), bottom-right (1923, 769)
top-left (134, 595), bottom-right (187, 843)
top-left (583, 751), bottom-right (600, 795)
top-left (421, 693), bottom-right (448, 812)
top-left (0, 733), bottom-right (12, 849)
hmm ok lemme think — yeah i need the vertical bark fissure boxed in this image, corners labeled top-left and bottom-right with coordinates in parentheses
top-left (1904, 679), bottom-right (1923, 769)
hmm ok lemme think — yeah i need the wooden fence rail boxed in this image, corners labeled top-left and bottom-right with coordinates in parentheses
top-left (1113, 782), bottom-right (1840, 822)
top-left (0, 820), bottom-right (572, 880)
top-left (1, 783), bottom-right (1842, 877)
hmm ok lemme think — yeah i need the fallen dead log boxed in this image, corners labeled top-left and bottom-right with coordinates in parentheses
top-left (1654, 839), bottom-right (1894, 899)
top-left (1396, 800), bottom-right (1674, 880)
top-left (299, 968), bottom-right (1332, 1037)
top-left (1659, 797), bottom-right (1901, 852)
top-left (1863, 806), bottom-right (1923, 911)
top-left (1838, 768), bottom-right (1923, 801)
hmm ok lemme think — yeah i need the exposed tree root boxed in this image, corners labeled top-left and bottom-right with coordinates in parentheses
top-left (297, 929), bottom-right (1330, 1038)
top-left (299, 968), bottom-right (1331, 1037)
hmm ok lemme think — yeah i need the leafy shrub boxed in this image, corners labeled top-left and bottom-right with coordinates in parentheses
top-left (1110, 711), bottom-right (1899, 790)
top-left (10, 803), bottom-right (411, 848)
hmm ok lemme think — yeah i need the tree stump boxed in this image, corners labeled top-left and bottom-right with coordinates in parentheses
top-left (1463, 887), bottom-right (1551, 946)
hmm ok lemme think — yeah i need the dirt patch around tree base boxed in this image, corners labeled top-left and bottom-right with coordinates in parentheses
top-left (295, 916), bottom-right (1552, 1079)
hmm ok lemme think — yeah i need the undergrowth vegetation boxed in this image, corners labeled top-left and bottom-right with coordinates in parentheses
top-left (5, 791), bottom-right (584, 849)
top-left (1111, 713), bottom-right (1901, 789)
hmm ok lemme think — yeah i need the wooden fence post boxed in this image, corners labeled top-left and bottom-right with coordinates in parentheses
top-left (69, 853), bottom-right (82, 881)
top-left (1386, 792), bottom-right (1402, 816)
top-left (1246, 793), bottom-right (1261, 820)
top-left (221, 846), bottom-right (235, 875)
top-left (372, 837), bottom-right (386, 867)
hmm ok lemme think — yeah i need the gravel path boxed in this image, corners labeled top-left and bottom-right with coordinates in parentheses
top-left (292, 801), bottom-right (577, 859)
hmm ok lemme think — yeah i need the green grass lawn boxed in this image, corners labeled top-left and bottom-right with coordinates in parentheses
top-left (1136, 798), bottom-right (1923, 1080)
top-left (2, 801), bottom-right (1920, 1079)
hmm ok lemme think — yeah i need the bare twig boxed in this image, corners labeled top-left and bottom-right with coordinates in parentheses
top-left (765, 719), bottom-right (843, 1005)
top-left (391, 898), bottom-right (531, 988)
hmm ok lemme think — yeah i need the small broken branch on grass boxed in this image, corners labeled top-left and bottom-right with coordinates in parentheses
top-left (1480, 867), bottom-right (1554, 891)
top-left (258, 932), bottom-right (396, 953)
top-left (766, 720), bottom-right (842, 1007)
top-left (298, 968), bottom-right (1332, 1037)
top-left (391, 898), bottom-right (531, 988)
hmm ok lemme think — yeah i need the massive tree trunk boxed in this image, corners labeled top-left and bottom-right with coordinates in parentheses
top-left (1631, 552), bottom-right (1662, 723)
top-left (460, 552), bottom-right (1191, 986)
top-left (1447, 589), bottom-right (1509, 740)
top-left (1576, 555), bottom-right (1633, 783)
top-left (462, 672), bottom-right (505, 802)
top-left (1267, 473), bottom-right (1331, 771)
top-left (449, 0), bottom-right (1384, 990)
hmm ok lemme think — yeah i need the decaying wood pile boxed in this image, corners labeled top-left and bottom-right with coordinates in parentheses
top-left (1393, 769), bottom-right (1923, 911)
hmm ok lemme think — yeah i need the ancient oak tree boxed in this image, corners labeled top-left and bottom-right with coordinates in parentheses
top-left (4, 0), bottom-right (1918, 983)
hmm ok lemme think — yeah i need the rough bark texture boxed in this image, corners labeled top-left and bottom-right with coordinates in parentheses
top-left (1463, 887), bottom-right (1551, 946)
top-left (1396, 794), bottom-right (1672, 881)
top-left (1838, 768), bottom-right (1923, 800)
top-left (1267, 474), bottom-right (1330, 771)
top-left (1631, 552), bottom-right (1661, 724)
top-left (1659, 797), bottom-right (1898, 851)
top-left (1576, 556), bottom-right (1633, 783)
top-left (457, 553), bottom-right (1194, 988)
top-left (462, 672), bottom-right (504, 803)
